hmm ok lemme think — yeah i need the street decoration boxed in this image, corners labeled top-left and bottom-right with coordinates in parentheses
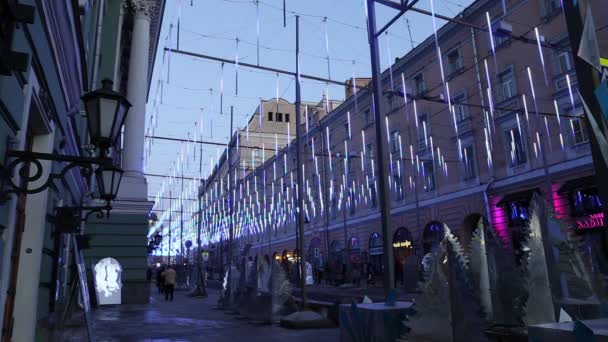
top-left (93, 257), bottom-right (123, 305)
top-left (141, 3), bottom-right (608, 321)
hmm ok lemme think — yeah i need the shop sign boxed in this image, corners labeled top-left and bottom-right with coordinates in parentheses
top-left (575, 212), bottom-right (605, 230)
top-left (369, 247), bottom-right (384, 255)
top-left (392, 240), bottom-right (412, 248)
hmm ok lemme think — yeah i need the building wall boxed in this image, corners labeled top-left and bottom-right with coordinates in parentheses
top-left (84, 212), bottom-right (151, 304)
top-left (0, 0), bottom-right (94, 339)
top-left (199, 0), bottom-right (608, 288)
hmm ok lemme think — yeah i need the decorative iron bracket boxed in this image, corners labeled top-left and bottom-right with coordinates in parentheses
top-left (0, 150), bottom-right (111, 203)
top-left (47, 204), bottom-right (112, 234)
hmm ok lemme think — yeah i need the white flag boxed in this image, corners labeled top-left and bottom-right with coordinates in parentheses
top-left (578, 5), bottom-right (601, 72)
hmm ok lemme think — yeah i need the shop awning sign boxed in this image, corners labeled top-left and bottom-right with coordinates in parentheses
top-left (575, 212), bottom-right (605, 230)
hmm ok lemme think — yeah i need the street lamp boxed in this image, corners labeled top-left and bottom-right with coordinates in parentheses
top-left (95, 163), bottom-right (124, 202)
top-left (153, 232), bottom-right (163, 246)
top-left (81, 79), bottom-right (131, 154)
top-left (0, 78), bottom-right (130, 229)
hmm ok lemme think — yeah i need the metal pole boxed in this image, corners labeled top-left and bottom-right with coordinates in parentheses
top-left (181, 162), bottom-right (185, 268)
top-left (228, 106), bottom-right (235, 294)
top-left (194, 136), bottom-right (207, 296)
top-left (169, 190), bottom-right (172, 265)
top-left (563, 0), bottom-right (608, 212)
top-left (342, 158), bottom-right (350, 284)
top-left (365, 0), bottom-right (395, 297)
top-left (320, 126), bottom-right (331, 281)
top-left (294, 15), bottom-right (307, 307)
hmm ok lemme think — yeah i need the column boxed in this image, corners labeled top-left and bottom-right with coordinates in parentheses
top-left (123, 0), bottom-right (153, 180)
top-left (13, 131), bottom-right (55, 342)
top-left (90, 0), bottom-right (155, 305)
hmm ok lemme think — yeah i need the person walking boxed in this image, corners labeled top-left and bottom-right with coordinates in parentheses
top-left (162, 266), bottom-right (177, 301)
top-left (156, 266), bottom-right (165, 294)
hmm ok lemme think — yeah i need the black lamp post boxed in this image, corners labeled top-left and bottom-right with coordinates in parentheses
top-left (81, 79), bottom-right (131, 155)
top-left (95, 163), bottom-right (124, 202)
top-left (153, 232), bottom-right (163, 246)
top-left (0, 79), bottom-right (130, 230)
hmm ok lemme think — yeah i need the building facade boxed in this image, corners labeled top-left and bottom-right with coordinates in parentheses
top-left (0, 0), bottom-right (163, 340)
top-left (198, 0), bottom-right (608, 293)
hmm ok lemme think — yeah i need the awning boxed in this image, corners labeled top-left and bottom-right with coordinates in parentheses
top-left (558, 176), bottom-right (596, 194)
top-left (496, 188), bottom-right (539, 207)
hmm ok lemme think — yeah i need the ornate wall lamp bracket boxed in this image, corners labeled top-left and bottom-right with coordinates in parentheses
top-left (47, 204), bottom-right (113, 234)
top-left (0, 150), bottom-right (111, 203)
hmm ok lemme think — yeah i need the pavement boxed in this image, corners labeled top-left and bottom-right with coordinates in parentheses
top-left (93, 286), bottom-right (339, 342)
top-left (206, 278), bottom-right (416, 304)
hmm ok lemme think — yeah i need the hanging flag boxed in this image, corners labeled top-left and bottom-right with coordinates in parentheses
top-left (577, 5), bottom-right (601, 72)
top-left (601, 57), bottom-right (608, 75)
top-left (595, 78), bottom-right (608, 125)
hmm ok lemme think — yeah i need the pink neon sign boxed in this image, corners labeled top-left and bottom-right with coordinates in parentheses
top-left (575, 212), bottom-right (605, 230)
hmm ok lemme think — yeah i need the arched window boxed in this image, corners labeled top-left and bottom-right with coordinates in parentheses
top-left (393, 228), bottom-right (414, 264)
top-left (422, 221), bottom-right (445, 254)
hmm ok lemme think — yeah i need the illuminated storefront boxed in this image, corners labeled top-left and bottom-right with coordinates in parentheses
top-left (495, 189), bottom-right (538, 264)
top-left (393, 228), bottom-right (415, 286)
top-left (308, 236), bottom-right (324, 283)
top-left (368, 233), bottom-right (384, 282)
top-left (422, 222), bottom-right (445, 255)
top-left (558, 177), bottom-right (608, 275)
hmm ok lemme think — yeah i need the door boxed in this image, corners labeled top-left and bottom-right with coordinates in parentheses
top-left (2, 128), bottom-right (33, 341)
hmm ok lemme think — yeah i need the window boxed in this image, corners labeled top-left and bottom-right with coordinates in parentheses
top-left (570, 188), bottom-right (603, 216)
top-left (391, 130), bottom-right (400, 154)
top-left (508, 201), bottom-right (530, 226)
top-left (417, 114), bottom-right (430, 148)
top-left (461, 145), bottom-right (476, 180)
top-left (344, 123), bottom-right (350, 139)
top-left (285, 113), bottom-right (290, 122)
top-left (370, 182), bottom-right (377, 207)
top-left (345, 156), bottom-right (353, 176)
top-left (555, 51), bottom-right (573, 75)
top-left (276, 112), bottom-right (283, 122)
top-left (572, 117), bottom-right (589, 145)
top-left (447, 48), bottom-right (463, 75)
top-left (392, 160), bottom-right (403, 200)
top-left (366, 143), bottom-right (374, 159)
top-left (506, 129), bottom-right (527, 167)
top-left (497, 67), bottom-right (517, 101)
top-left (543, 0), bottom-right (561, 16)
top-left (413, 73), bottom-right (426, 95)
top-left (349, 188), bottom-right (356, 215)
top-left (497, 67), bottom-right (516, 102)
top-left (387, 95), bottom-right (397, 112)
top-left (422, 161), bottom-right (435, 192)
top-left (364, 108), bottom-right (372, 123)
top-left (452, 93), bottom-right (468, 122)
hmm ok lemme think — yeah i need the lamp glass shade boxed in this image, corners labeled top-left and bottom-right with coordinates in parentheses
top-left (95, 164), bottom-right (124, 201)
top-left (82, 79), bottom-right (131, 150)
top-left (153, 233), bottom-right (162, 246)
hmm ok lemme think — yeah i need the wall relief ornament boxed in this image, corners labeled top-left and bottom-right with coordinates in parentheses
top-left (124, 0), bottom-right (156, 17)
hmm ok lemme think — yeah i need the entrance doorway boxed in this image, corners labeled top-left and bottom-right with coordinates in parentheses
top-left (393, 228), bottom-right (414, 286)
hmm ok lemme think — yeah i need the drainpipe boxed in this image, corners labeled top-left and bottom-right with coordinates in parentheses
top-left (112, 1), bottom-right (126, 91)
top-left (319, 124), bottom-right (331, 278)
top-left (91, 0), bottom-right (105, 89)
top-left (471, 28), bottom-right (486, 128)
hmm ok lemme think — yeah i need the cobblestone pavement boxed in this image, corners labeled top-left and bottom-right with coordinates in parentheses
top-left (94, 287), bottom-right (339, 342)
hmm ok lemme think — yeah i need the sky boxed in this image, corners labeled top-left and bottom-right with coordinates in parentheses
top-left (144, 0), bottom-right (476, 209)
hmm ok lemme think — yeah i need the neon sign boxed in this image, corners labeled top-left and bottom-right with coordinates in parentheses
top-left (392, 240), bottom-right (412, 248)
top-left (575, 212), bottom-right (605, 230)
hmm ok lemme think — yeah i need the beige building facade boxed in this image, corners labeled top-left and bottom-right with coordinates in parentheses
top-left (202, 0), bottom-right (608, 290)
